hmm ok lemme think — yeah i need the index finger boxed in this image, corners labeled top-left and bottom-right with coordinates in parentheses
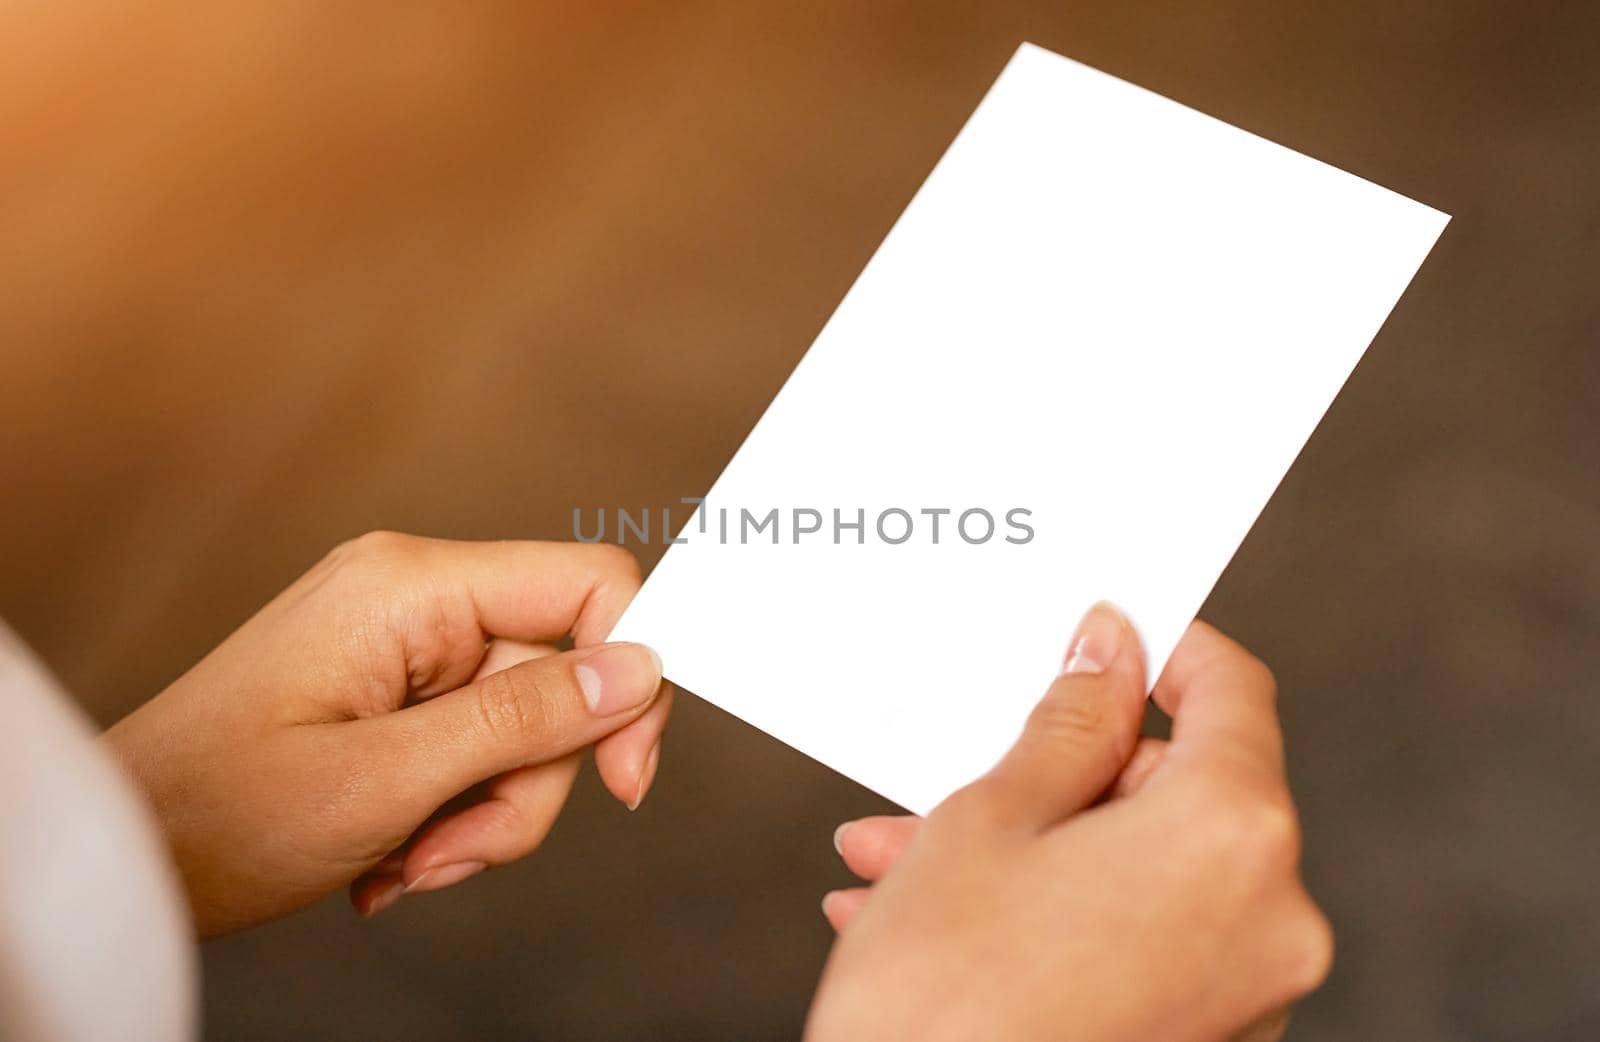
top-left (296, 534), bottom-right (644, 703)
top-left (408, 538), bottom-right (643, 647)
top-left (1149, 620), bottom-right (1285, 784)
top-left (312, 533), bottom-right (642, 649)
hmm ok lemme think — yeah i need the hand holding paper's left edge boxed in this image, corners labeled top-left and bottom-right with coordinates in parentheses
top-left (103, 534), bottom-right (670, 937)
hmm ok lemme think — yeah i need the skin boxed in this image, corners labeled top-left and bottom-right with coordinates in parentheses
top-left (103, 532), bottom-right (670, 938)
top-left (100, 537), bottom-right (1326, 1039)
top-left (809, 610), bottom-right (1332, 1042)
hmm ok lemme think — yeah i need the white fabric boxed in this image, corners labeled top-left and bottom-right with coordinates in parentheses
top-left (0, 620), bottom-right (196, 1042)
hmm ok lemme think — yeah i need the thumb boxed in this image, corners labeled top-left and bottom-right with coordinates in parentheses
top-left (357, 641), bottom-right (663, 813)
top-left (974, 602), bottom-right (1146, 828)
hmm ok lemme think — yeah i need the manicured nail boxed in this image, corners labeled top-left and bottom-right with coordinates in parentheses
top-left (832, 822), bottom-right (851, 856)
top-left (820, 890), bottom-right (844, 920)
top-left (404, 861), bottom-right (486, 894)
top-left (576, 643), bottom-right (662, 715)
top-left (362, 877), bottom-right (404, 917)
top-left (1061, 602), bottom-right (1128, 675)
top-left (629, 740), bottom-right (662, 811)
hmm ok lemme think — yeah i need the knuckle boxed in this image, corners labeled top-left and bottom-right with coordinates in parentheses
top-left (590, 542), bottom-right (642, 584)
top-left (329, 530), bottom-right (421, 581)
top-left (1283, 899), bottom-right (1335, 995)
top-left (473, 668), bottom-right (541, 743)
top-left (1239, 797), bottom-right (1302, 872)
top-left (1030, 688), bottom-right (1115, 746)
top-left (1023, 685), bottom-right (1138, 769)
top-left (1239, 654), bottom-right (1279, 703)
top-left (345, 529), bottom-right (416, 561)
top-left (1190, 784), bottom-right (1301, 876)
top-left (478, 795), bottom-right (531, 841)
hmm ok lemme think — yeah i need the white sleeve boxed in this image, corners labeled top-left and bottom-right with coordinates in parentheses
top-left (0, 621), bottom-right (197, 1042)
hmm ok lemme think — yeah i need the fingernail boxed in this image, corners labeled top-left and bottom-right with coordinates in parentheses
top-left (404, 860), bottom-right (486, 894)
top-left (629, 740), bottom-right (661, 811)
top-left (1061, 602), bottom-right (1128, 675)
top-left (832, 822), bottom-right (851, 856)
top-left (362, 877), bottom-right (404, 917)
top-left (820, 890), bottom-right (843, 920)
top-left (576, 643), bottom-right (662, 715)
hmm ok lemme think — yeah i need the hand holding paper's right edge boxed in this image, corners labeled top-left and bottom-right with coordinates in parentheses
top-left (806, 607), bottom-right (1332, 1042)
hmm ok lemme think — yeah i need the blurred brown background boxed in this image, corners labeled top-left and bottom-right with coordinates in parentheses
top-left (2, 1), bottom-right (1597, 1039)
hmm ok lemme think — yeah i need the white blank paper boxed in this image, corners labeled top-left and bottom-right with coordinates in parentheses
top-left (609, 42), bottom-right (1449, 814)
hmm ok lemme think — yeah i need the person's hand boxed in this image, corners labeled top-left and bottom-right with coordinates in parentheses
top-left (103, 533), bottom-right (669, 938)
top-left (806, 607), bottom-right (1331, 1042)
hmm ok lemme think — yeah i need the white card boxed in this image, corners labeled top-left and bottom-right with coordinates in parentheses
top-left (609, 42), bottom-right (1448, 814)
